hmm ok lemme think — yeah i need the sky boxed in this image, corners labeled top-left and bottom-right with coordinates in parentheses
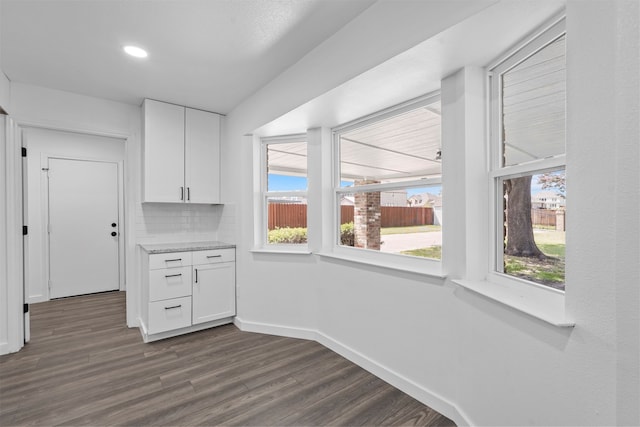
top-left (269, 171), bottom-right (565, 197)
top-left (268, 174), bottom-right (441, 197)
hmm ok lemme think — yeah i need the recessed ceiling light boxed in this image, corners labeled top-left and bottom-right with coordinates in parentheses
top-left (123, 45), bottom-right (148, 58)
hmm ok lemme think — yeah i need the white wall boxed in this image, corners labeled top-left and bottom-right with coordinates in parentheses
top-left (0, 118), bottom-right (8, 351)
top-left (0, 1), bottom-right (10, 114)
top-left (9, 83), bottom-right (226, 328)
top-left (224, 1), bottom-right (639, 426)
top-left (23, 128), bottom-right (126, 302)
top-left (0, 72), bottom-right (9, 114)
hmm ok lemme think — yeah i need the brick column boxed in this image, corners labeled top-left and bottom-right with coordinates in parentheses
top-left (354, 180), bottom-right (381, 250)
top-left (556, 209), bottom-right (565, 231)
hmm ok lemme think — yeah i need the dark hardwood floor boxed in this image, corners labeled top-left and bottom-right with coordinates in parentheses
top-left (0, 291), bottom-right (455, 426)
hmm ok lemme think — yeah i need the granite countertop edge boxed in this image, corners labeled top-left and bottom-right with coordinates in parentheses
top-left (138, 241), bottom-right (236, 254)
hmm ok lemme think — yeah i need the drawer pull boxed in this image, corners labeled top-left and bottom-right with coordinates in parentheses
top-left (195, 268), bottom-right (198, 283)
top-left (206, 255), bottom-right (222, 259)
top-left (164, 304), bottom-right (182, 310)
top-left (164, 258), bottom-right (182, 262)
top-left (164, 273), bottom-right (182, 278)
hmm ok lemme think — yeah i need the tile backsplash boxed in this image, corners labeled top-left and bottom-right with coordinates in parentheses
top-left (135, 203), bottom-right (231, 244)
top-left (217, 203), bottom-right (236, 244)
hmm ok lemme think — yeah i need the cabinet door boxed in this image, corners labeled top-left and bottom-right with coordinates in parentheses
top-left (185, 108), bottom-right (220, 204)
top-left (143, 99), bottom-right (185, 202)
top-left (192, 263), bottom-right (235, 325)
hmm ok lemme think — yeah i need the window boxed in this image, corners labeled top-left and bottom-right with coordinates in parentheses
top-left (490, 19), bottom-right (566, 290)
top-left (261, 135), bottom-right (308, 247)
top-left (334, 94), bottom-right (442, 260)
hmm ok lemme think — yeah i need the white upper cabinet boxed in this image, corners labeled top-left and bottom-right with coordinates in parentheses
top-left (185, 108), bottom-right (220, 204)
top-left (142, 99), bottom-right (221, 204)
top-left (143, 99), bottom-right (185, 202)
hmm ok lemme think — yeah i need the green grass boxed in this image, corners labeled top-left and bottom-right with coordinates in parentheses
top-left (533, 225), bottom-right (556, 230)
top-left (537, 243), bottom-right (565, 257)
top-left (396, 230), bottom-right (565, 289)
top-left (381, 225), bottom-right (441, 235)
top-left (401, 246), bottom-right (441, 260)
top-left (504, 230), bottom-right (566, 290)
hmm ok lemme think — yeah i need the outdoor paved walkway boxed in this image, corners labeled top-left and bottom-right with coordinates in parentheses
top-left (379, 231), bottom-right (442, 253)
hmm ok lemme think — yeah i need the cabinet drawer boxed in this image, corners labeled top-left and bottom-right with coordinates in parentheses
top-left (148, 296), bottom-right (192, 334)
top-left (149, 252), bottom-right (192, 270)
top-left (149, 267), bottom-right (192, 302)
top-left (192, 248), bottom-right (235, 265)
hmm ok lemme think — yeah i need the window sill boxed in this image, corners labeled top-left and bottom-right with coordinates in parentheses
top-left (250, 247), bottom-right (312, 255)
top-left (453, 278), bottom-right (575, 327)
top-left (316, 251), bottom-right (446, 279)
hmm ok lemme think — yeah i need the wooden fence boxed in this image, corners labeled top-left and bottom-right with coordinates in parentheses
top-left (531, 209), bottom-right (557, 228)
top-left (268, 203), bottom-right (433, 230)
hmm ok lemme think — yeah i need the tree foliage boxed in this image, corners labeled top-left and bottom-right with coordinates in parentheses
top-left (537, 171), bottom-right (566, 194)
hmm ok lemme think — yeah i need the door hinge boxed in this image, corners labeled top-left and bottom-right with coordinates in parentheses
top-left (23, 303), bottom-right (29, 314)
top-left (21, 147), bottom-right (27, 157)
top-left (23, 225), bottom-right (28, 235)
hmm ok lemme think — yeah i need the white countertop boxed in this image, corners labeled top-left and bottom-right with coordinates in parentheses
top-left (138, 241), bottom-right (236, 254)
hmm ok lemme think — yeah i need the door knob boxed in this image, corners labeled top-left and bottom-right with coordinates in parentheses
top-left (111, 231), bottom-right (117, 237)
top-left (111, 223), bottom-right (117, 227)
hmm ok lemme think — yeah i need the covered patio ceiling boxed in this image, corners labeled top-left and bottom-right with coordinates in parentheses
top-left (267, 102), bottom-right (442, 183)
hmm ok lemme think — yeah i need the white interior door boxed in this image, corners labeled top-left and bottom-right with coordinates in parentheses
top-left (48, 158), bottom-right (120, 299)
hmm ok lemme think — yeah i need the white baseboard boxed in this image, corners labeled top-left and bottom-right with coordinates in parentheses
top-left (140, 317), bottom-right (234, 343)
top-left (233, 318), bottom-right (470, 426)
top-left (27, 295), bottom-right (47, 304)
top-left (0, 340), bottom-right (23, 356)
top-left (233, 317), bottom-right (317, 341)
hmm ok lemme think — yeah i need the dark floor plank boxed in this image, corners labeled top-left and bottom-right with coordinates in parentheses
top-left (0, 291), bottom-right (456, 426)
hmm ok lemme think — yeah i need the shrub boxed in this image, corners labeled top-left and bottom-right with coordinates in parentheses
top-left (340, 222), bottom-right (354, 246)
top-left (268, 227), bottom-right (307, 244)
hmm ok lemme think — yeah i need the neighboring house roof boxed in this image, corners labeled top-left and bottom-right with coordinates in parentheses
top-left (340, 195), bottom-right (354, 206)
top-left (408, 193), bottom-right (442, 208)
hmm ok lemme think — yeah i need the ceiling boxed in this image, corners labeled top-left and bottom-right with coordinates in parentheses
top-left (0, 0), bottom-right (375, 114)
top-left (255, 0), bottom-right (566, 136)
top-left (266, 102), bottom-right (443, 184)
top-left (339, 102), bottom-right (442, 183)
top-left (257, 0), bottom-right (565, 184)
top-left (503, 35), bottom-right (566, 166)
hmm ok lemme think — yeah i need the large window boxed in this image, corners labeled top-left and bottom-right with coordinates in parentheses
top-left (261, 135), bottom-right (308, 246)
top-left (490, 19), bottom-right (566, 290)
top-left (334, 94), bottom-right (443, 260)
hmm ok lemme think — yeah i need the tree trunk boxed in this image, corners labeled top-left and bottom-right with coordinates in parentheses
top-left (504, 176), bottom-right (545, 258)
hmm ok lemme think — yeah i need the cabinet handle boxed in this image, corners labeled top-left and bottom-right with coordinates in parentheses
top-left (187, 187), bottom-right (190, 201)
top-left (164, 305), bottom-right (181, 310)
top-left (206, 255), bottom-right (222, 259)
top-left (180, 187), bottom-right (184, 201)
top-left (195, 268), bottom-right (198, 283)
top-left (165, 273), bottom-right (182, 278)
top-left (164, 258), bottom-right (182, 262)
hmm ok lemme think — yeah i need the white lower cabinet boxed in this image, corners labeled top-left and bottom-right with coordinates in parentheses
top-left (193, 262), bottom-right (236, 324)
top-left (140, 247), bottom-right (236, 341)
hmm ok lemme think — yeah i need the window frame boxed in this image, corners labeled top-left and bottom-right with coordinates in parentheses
top-left (259, 134), bottom-right (309, 251)
top-left (330, 92), bottom-right (444, 273)
top-left (488, 17), bottom-right (566, 291)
